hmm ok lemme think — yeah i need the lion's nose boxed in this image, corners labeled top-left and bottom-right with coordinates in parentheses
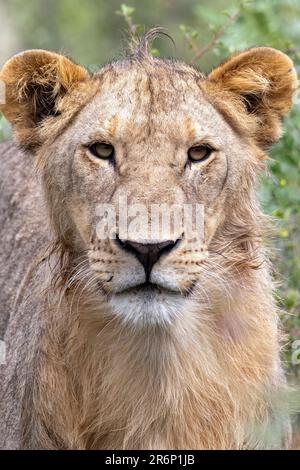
top-left (116, 236), bottom-right (180, 281)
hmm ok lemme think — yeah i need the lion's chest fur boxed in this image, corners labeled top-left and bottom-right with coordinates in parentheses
top-left (27, 280), bottom-right (282, 450)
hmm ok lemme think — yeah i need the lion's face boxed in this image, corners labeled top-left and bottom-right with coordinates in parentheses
top-left (1, 43), bottom-right (296, 325)
top-left (44, 62), bottom-right (252, 324)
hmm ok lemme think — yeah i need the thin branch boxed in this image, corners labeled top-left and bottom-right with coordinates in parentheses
top-left (125, 13), bottom-right (137, 37)
top-left (190, 10), bottom-right (240, 65)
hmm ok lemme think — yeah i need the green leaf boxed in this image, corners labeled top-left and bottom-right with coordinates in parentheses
top-left (116, 4), bottom-right (135, 18)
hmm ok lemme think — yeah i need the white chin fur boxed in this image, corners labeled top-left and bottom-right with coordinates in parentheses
top-left (109, 289), bottom-right (190, 326)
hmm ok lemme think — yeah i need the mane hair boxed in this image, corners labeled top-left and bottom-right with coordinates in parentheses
top-left (130, 27), bottom-right (175, 61)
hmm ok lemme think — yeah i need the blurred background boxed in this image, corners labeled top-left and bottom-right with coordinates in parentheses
top-left (0, 0), bottom-right (299, 438)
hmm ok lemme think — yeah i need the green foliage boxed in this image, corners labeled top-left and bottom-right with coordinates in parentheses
top-left (265, 110), bottom-right (300, 375)
top-left (0, 0), bottom-right (299, 379)
top-left (0, 114), bottom-right (12, 141)
top-left (116, 3), bottom-right (135, 19)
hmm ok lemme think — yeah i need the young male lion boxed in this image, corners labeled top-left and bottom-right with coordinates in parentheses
top-left (0, 30), bottom-right (297, 449)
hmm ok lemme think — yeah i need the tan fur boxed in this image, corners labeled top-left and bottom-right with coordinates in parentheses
top-left (0, 32), bottom-right (297, 449)
top-left (204, 47), bottom-right (297, 148)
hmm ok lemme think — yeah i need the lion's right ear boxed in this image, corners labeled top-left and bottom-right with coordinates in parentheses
top-left (0, 50), bottom-right (90, 150)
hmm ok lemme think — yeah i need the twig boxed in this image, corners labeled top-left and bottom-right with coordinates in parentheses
top-left (190, 10), bottom-right (240, 65)
top-left (125, 13), bottom-right (137, 37)
top-left (116, 4), bottom-right (140, 48)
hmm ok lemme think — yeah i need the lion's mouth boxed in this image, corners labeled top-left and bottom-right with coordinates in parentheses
top-left (106, 277), bottom-right (195, 325)
top-left (112, 280), bottom-right (194, 299)
top-left (115, 281), bottom-right (177, 296)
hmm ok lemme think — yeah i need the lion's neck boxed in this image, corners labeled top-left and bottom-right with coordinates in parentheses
top-left (28, 269), bottom-right (284, 450)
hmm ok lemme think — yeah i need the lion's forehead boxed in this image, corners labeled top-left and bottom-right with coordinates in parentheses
top-left (74, 65), bottom-right (230, 145)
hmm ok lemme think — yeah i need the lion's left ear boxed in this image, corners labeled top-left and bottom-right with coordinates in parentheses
top-left (205, 47), bottom-right (298, 148)
top-left (0, 50), bottom-right (90, 151)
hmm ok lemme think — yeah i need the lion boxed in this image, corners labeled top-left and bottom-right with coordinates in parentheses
top-left (0, 29), bottom-right (297, 449)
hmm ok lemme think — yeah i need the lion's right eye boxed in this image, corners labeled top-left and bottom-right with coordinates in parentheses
top-left (89, 143), bottom-right (115, 160)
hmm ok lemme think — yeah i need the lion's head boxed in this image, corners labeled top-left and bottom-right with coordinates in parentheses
top-left (0, 31), bottom-right (297, 326)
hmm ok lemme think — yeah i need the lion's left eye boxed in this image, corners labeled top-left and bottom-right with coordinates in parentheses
top-left (188, 145), bottom-right (213, 163)
top-left (89, 143), bottom-right (114, 160)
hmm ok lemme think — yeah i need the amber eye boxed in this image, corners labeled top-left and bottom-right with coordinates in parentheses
top-left (89, 143), bottom-right (114, 160)
top-left (188, 145), bottom-right (213, 163)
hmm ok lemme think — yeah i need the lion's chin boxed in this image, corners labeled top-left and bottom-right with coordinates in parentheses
top-left (108, 283), bottom-right (189, 326)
